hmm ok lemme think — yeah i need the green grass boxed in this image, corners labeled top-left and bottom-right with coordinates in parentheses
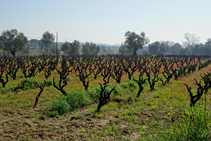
top-left (155, 107), bottom-right (211, 141)
top-left (48, 88), bottom-right (99, 117)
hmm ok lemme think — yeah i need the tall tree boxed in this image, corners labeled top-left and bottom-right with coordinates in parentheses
top-left (41, 31), bottom-right (54, 56)
top-left (205, 38), bottom-right (211, 47)
top-left (148, 41), bottom-right (170, 55)
top-left (0, 36), bottom-right (6, 50)
top-left (60, 42), bottom-right (71, 55)
top-left (158, 41), bottom-right (170, 55)
top-left (37, 40), bottom-right (43, 47)
top-left (179, 47), bottom-right (191, 55)
top-left (201, 39), bottom-right (211, 55)
top-left (191, 43), bottom-right (205, 55)
top-left (148, 41), bottom-right (160, 55)
top-left (124, 31), bottom-right (149, 56)
top-left (183, 33), bottom-right (199, 49)
top-left (70, 40), bottom-right (80, 56)
top-left (170, 43), bottom-right (182, 55)
top-left (82, 42), bottom-right (100, 55)
top-left (1, 29), bottom-right (28, 57)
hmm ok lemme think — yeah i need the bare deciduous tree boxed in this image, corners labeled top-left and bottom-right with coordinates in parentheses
top-left (183, 33), bottom-right (199, 48)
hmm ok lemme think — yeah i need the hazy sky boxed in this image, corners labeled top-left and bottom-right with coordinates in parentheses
top-left (0, 0), bottom-right (210, 45)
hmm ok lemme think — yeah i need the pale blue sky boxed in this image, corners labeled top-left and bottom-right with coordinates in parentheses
top-left (0, 0), bottom-right (210, 44)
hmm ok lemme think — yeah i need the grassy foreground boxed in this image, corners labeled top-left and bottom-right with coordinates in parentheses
top-left (0, 65), bottom-right (211, 140)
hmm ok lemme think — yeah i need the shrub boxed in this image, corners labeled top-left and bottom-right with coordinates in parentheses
top-left (120, 82), bottom-right (129, 89)
top-left (156, 107), bottom-right (211, 141)
top-left (65, 91), bottom-right (91, 110)
top-left (45, 79), bottom-right (53, 86)
top-left (48, 84), bottom-right (121, 117)
top-left (120, 80), bottom-right (138, 90)
top-left (49, 89), bottom-right (100, 117)
top-left (86, 88), bottom-right (101, 103)
top-left (49, 98), bottom-right (71, 115)
top-left (107, 84), bottom-right (122, 96)
top-left (128, 80), bottom-right (138, 89)
top-left (20, 77), bottom-right (39, 90)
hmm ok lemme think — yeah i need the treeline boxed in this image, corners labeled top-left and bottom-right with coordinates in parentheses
top-left (0, 29), bottom-right (101, 57)
top-left (119, 33), bottom-right (211, 56)
top-left (147, 39), bottom-right (211, 56)
top-left (1, 29), bottom-right (211, 57)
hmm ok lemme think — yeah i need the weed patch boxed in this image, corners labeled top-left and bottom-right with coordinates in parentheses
top-left (155, 107), bottom-right (211, 141)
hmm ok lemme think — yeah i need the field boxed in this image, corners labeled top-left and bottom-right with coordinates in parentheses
top-left (0, 55), bottom-right (211, 140)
